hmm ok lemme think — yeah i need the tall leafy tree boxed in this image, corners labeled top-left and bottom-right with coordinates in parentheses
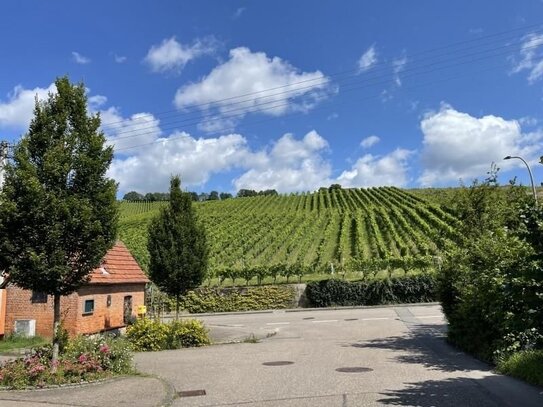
top-left (0, 76), bottom-right (118, 364)
top-left (147, 176), bottom-right (208, 319)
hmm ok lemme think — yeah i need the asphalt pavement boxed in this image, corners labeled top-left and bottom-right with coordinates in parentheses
top-left (1, 304), bottom-right (542, 406)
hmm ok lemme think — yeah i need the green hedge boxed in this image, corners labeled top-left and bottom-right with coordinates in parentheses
top-left (305, 274), bottom-right (437, 307)
top-left (180, 286), bottom-right (297, 313)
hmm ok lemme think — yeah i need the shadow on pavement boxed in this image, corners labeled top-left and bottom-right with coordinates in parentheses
top-left (377, 376), bottom-right (504, 406)
top-left (348, 323), bottom-right (488, 372)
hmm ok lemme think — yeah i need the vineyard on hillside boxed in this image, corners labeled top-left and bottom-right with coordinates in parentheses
top-left (119, 187), bottom-right (460, 283)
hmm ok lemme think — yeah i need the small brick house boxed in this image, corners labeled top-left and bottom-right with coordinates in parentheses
top-left (0, 241), bottom-right (149, 338)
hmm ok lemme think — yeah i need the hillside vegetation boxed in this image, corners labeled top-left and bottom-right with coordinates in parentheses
top-left (119, 187), bottom-right (460, 279)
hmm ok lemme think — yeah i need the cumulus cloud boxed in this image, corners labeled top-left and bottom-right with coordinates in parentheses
top-left (358, 45), bottom-right (377, 72)
top-left (174, 47), bottom-right (331, 131)
top-left (100, 107), bottom-right (162, 153)
top-left (233, 130), bottom-right (332, 192)
top-left (360, 135), bottom-right (380, 148)
top-left (109, 132), bottom-right (253, 193)
top-left (72, 51), bottom-right (91, 64)
top-left (419, 105), bottom-right (542, 185)
top-left (337, 148), bottom-right (413, 188)
top-left (0, 83), bottom-right (56, 130)
top-left (511, 33), bottom-right (543, 83)
top-left (144, 36), bottom-right (215, 74)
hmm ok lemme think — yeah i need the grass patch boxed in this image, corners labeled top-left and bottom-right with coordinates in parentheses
top-left (497, 350), bottom-right (543, 387)
top-left (0, 334), bottom-right (48, 353)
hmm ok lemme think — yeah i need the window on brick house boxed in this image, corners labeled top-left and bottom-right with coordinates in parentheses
top-left (31, 291), bottom-right (47, 303)
top-left (83, 299), bottom-right (94, 314)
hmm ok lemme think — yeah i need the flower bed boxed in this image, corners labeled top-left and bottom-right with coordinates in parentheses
top-left (0, 336), bottom-right (133, 390)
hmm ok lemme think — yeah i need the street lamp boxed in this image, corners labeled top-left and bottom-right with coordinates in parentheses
top-left (504, 155), bottom-right (538, 207)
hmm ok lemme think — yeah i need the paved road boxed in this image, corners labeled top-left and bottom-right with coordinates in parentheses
top-left (135, 305), bottom-right (543, 406)
top-left (2, 304), bottom-right (542, 406)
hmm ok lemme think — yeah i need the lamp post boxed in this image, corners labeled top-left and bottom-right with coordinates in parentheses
top-left (504, 155), bottom-right (538, 208)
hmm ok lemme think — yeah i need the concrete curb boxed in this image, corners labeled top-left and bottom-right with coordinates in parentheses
top-left (174, 301), bottom-right (441, 318)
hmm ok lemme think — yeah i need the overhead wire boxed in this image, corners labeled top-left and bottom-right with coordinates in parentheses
top-left (109, 36), bottom-right (543, 150)
top-left (98, 22), bottom-right (543, 133)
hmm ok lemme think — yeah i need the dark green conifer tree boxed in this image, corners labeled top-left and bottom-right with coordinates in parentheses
top-left (147, 176), bottom-right (208, 319)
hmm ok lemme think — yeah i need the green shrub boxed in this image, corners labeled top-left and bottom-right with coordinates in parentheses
top-left (167, 320), bottom-right (210, 349)
top-left (305, 274), bottom-right (437, 307)
top-left (438, 230), bottom-right (542, 361)
top-left (126, 318), bottom-right (211, 351)
top-left (497, 350), bottom-right (543, 387)
top-left (180, 285), bottom-right (296, 313)
top-left (126, 318), bottom-right (168, 351)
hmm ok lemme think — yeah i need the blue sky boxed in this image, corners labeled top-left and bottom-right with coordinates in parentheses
top-left (2, 1), bottom-right (543, 195)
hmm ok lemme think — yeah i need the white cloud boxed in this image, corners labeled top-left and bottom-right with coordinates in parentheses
top-left (360, 135), bottom-right (380, 148)
top-left (358, 45), bottom-right (377, 72)
top-left (174, 47), bottom-right (331, 131)
top-left (100, 107), bottom-right (162, 153)
top-left (233, 7), bottom-right (245, 19)
top-left (114, 54), bottom-right (127, 63)
top-left (419, 105), bottom-right (542, 185)
top-left (109, 132), bottom-right (255, 193)
top-left (233, 130), bottom-right (332, 192)
top-left (144, 36), bottom-right (215, 74)
top-left (0, 83), bottom-right (57, 130)
top-left (511, 33), bottom-right (543, 83)
top-left (337, 148), bottom-right (413, 188)
top-left (72, 51), bottom-right (91, 64)
top-left (393, 55), bottom-right (407, 86)
top-left (88, 95), bottom-right (108, 109)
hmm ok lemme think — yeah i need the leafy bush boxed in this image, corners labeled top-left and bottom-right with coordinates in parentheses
top-left (497, 350), bottom-right (543, 387)
top-left (305, 274), bottom-right (437, 307)
top-left (0, 335), bottom-right (133, 389)
top-left (126, 318), bottom-right (210, 351)
top-left (437, 175), bottom-right (543, 365)
top-left (167, 320), bottom-right (211, 349)
top-left (179, 286), bottom-right (296, 313)
top-left (125, 318), bottom-right (168, 351)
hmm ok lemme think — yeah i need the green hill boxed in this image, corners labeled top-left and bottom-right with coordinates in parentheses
top-left (119, 186), bottom-right (460, 280)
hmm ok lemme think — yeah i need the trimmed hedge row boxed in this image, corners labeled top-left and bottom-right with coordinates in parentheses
top-left (305, 274), bottom-right (437, 307)
top-left (180, 285), bottom-right (297, 313)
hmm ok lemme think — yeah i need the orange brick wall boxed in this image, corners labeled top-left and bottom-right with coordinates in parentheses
top-left (75, 284), bottom-right (146, 335)
top-left (4, 283), bottom-right (146, 338)
top-left (4, 286), bottom-right (78, 338)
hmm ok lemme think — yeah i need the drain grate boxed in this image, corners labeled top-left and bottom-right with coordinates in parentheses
top-left (262, 361), bottom-right (294, 366)
top-left (336, 367), bottom-right (373, 373)
top-left (177, 389), bottom-right (206, 398)
top-left (303, 317), bottom-right (315, 320)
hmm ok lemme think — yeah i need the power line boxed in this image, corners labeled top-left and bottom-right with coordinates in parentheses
top-left (98, 22), bottom-right (543, 132)
top-left (109, 40), bottom-right (541, 150)
top-left (113, 56), bottom-right (518, 152)
top-left (102, 29), bottom-right (542, 141)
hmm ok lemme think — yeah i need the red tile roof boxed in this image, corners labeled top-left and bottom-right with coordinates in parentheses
top-left (89, 241), bottom-right (149, 285)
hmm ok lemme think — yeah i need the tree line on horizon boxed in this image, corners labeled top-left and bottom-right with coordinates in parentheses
top-left (122, 188), bottom-right (279, 202)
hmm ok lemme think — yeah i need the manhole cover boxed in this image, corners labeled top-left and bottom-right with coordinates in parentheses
top-left (177, 389), bottom-right (206, 398)
top-left (336, 367), bottom-right (373, 373)
top-left (262, 361), bottom-right (294, 366)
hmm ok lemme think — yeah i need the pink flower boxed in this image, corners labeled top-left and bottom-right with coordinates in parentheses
top-left (99, 344), bottom-right (110, 354)
top-left (78, 354), bottom-right (87, 363)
